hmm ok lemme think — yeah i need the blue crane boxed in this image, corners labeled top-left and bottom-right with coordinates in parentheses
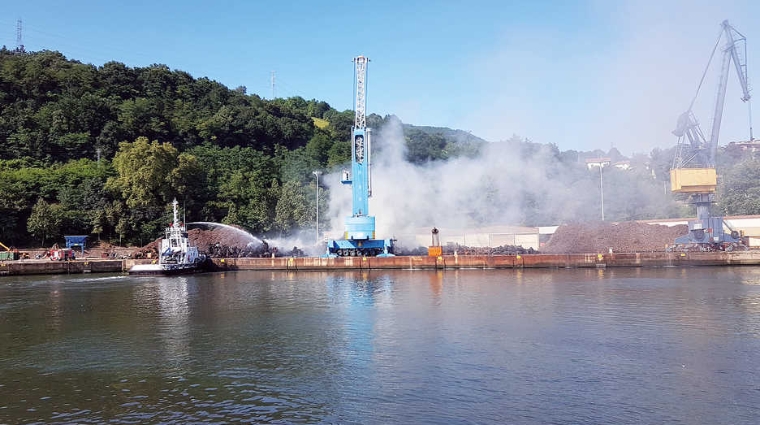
top-left (326, 56), bottom-right (394, 257)
top-left (670, 20), bottom-right (752, 250)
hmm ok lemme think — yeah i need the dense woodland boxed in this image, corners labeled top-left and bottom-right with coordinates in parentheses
top-left (1, 49), bottom-right (759, 247)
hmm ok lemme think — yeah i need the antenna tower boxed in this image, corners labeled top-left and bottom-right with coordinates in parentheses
top-left (271, 71), bottom-right (276, 99)
top-left (15, 19), bottom-right (24, 53)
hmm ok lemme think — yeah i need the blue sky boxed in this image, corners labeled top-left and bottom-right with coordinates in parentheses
top-left (1, 0), bottom-right (758, 154)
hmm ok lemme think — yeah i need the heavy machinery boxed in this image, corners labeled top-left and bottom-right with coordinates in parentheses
top-left (0, 241), bottom-right (19, 260)
top-left (48, 243), bottom-right (75, 261)
top-left (670, 20), bottom-right (753, 251)
top-left (326, 56), bottom-right (394, 257)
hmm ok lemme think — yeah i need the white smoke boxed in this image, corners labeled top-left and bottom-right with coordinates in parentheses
top-left (324, 119), bottom-right (599, 247)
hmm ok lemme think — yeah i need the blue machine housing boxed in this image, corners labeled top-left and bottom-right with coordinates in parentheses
top-left (326, 128), bottom-right (395, 257)
top-left (345, 215), bottom-right (374, 240)
top-left (349, 129), bottom-right (369, 218)
top-left (64, 235), bottom-right (88, 255)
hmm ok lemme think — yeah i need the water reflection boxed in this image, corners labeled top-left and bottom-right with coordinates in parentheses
top-left (323, 271), bottom-right (392, 307)
top-left (46, 281), bottom-right (64, 333)
top-left (156, 277), bottom-right (191, 371)
top-left (428, 270), bottom-right (443, 303)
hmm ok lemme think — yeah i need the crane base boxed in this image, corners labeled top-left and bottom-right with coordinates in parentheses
top-left (325, 238), bottom-right (394, 258)
top-left (671, 216), bottom-right (746, 251)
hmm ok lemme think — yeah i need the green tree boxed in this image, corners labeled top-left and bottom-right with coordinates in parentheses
top-left (274, 180), bottom-right (310, 235)
top-left (27, 198), bottom-right (64, 246)
top-left (106, 137), bottom-right (182, 244)
top-left (327, 140), bottom-right (351, 169)
top-left (276, 146), bottom-right (319, 185)
top-left (107, 136), bottom-right (179, 209)
top-left (305, 130), bottom-right (334, 167)
top-left (323, 109), bottom-right (354, 140)
top-left (405, 129), bottom-right (448, 164)
top-left (718, 158), bottom-right (760, 215)
top-left (170, 152), bottom-right (207, 203)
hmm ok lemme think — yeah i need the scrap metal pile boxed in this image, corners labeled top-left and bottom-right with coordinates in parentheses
top-left (394, 244), bottom-right (536, 256)
top-left (542, 222), bottom-right (689, 254)
top-left (442, 244), bottom-right (536, 255)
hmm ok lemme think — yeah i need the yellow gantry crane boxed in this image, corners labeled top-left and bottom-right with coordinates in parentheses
top-left (670, 20), bottom-right (752, 250)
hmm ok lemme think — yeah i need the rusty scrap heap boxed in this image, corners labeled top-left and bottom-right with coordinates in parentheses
top-left (542, 222), bottom-right (689, 254)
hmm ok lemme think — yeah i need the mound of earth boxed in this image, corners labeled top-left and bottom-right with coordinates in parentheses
top-left (542, 221), bottom-right (688, 254)
top-left (135, 225), bottom-right (296, 258)
top-left (139, 227), bottom-right (265, 256)
top-left (188, 226), bottom-right (260, 251)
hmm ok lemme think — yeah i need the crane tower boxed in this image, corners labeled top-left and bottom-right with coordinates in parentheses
top-left (670, 20), bottom-right (752, 250)
top-left (326, 56), bottom-right (394, 257)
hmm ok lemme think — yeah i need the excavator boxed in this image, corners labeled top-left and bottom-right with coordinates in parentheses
top-left (670, 20), bottom-right (753, 251)
top-left (0, 241), bottom-right (20, 260)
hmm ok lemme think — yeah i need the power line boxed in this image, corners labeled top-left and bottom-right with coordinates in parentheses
top-left (0, 19), bottom-right (310, 102)
top-left (0, 18), bottom-right (156, 64)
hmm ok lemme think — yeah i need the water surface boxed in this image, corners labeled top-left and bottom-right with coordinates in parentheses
top-left (1, 267), bottom-right (759, 424)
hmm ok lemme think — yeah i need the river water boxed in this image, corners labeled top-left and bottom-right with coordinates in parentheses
top-left (1, 267), bottom-right (759, 424)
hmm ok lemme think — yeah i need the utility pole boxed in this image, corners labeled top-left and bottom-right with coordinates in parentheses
top-left (600, 164), bottom-right (605, 221)
top-left (313, 170), bottom-right (322, 244)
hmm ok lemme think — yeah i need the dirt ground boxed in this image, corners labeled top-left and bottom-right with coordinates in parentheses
top-left (541, 221), bottom-right (689, 254)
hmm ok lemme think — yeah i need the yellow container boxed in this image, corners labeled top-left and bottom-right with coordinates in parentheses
top-left (427, 246), bottom-right (442, 257)
top-left (670, 168), bottom-right (717, 193)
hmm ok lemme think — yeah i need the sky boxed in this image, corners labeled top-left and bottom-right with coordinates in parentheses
top-left (2, 0), bottom-right (759, 155)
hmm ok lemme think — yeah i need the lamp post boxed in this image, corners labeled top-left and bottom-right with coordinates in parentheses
top-left (313, 170), bottom-right (322, 244)
top-left (599, 163), bottom-right (605, 221)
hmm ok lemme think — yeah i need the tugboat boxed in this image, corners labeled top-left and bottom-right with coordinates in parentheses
top-left (128, 199), bottom-right (208, 276)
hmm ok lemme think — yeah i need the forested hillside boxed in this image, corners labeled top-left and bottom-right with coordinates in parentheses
top-left (1, 48), bottom-right (759, 247)
top-left (0, 49), bottom-right (484, 246)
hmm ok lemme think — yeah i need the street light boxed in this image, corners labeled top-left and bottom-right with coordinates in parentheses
top-left (313, 170), bottom-right (322, 244)
top-left (599, 163), bottom-right (605, 221)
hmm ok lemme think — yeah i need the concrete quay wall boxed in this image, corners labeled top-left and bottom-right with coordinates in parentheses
top-left (3, 252), bottom-right (760, 276)
top-left (210, 251), bottom-right (760, 271)
top-left (0, 259), bottom-right (125, 276)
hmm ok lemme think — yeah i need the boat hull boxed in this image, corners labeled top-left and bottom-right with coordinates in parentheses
top-left (128, 263), bottom-right (204, 276)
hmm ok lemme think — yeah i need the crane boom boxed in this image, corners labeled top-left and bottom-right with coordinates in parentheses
top-left (673, 20), bottom-right (752, 171)
top-left (354, 56), bottom-right (367, 130)
top-left (709, 20), bottom-right (752, 164)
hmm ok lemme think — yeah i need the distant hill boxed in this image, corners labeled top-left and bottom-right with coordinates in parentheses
top-left (403, 124), bottom-right (488, 144)
top-left (396, 123), bottom-right (486, 164)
